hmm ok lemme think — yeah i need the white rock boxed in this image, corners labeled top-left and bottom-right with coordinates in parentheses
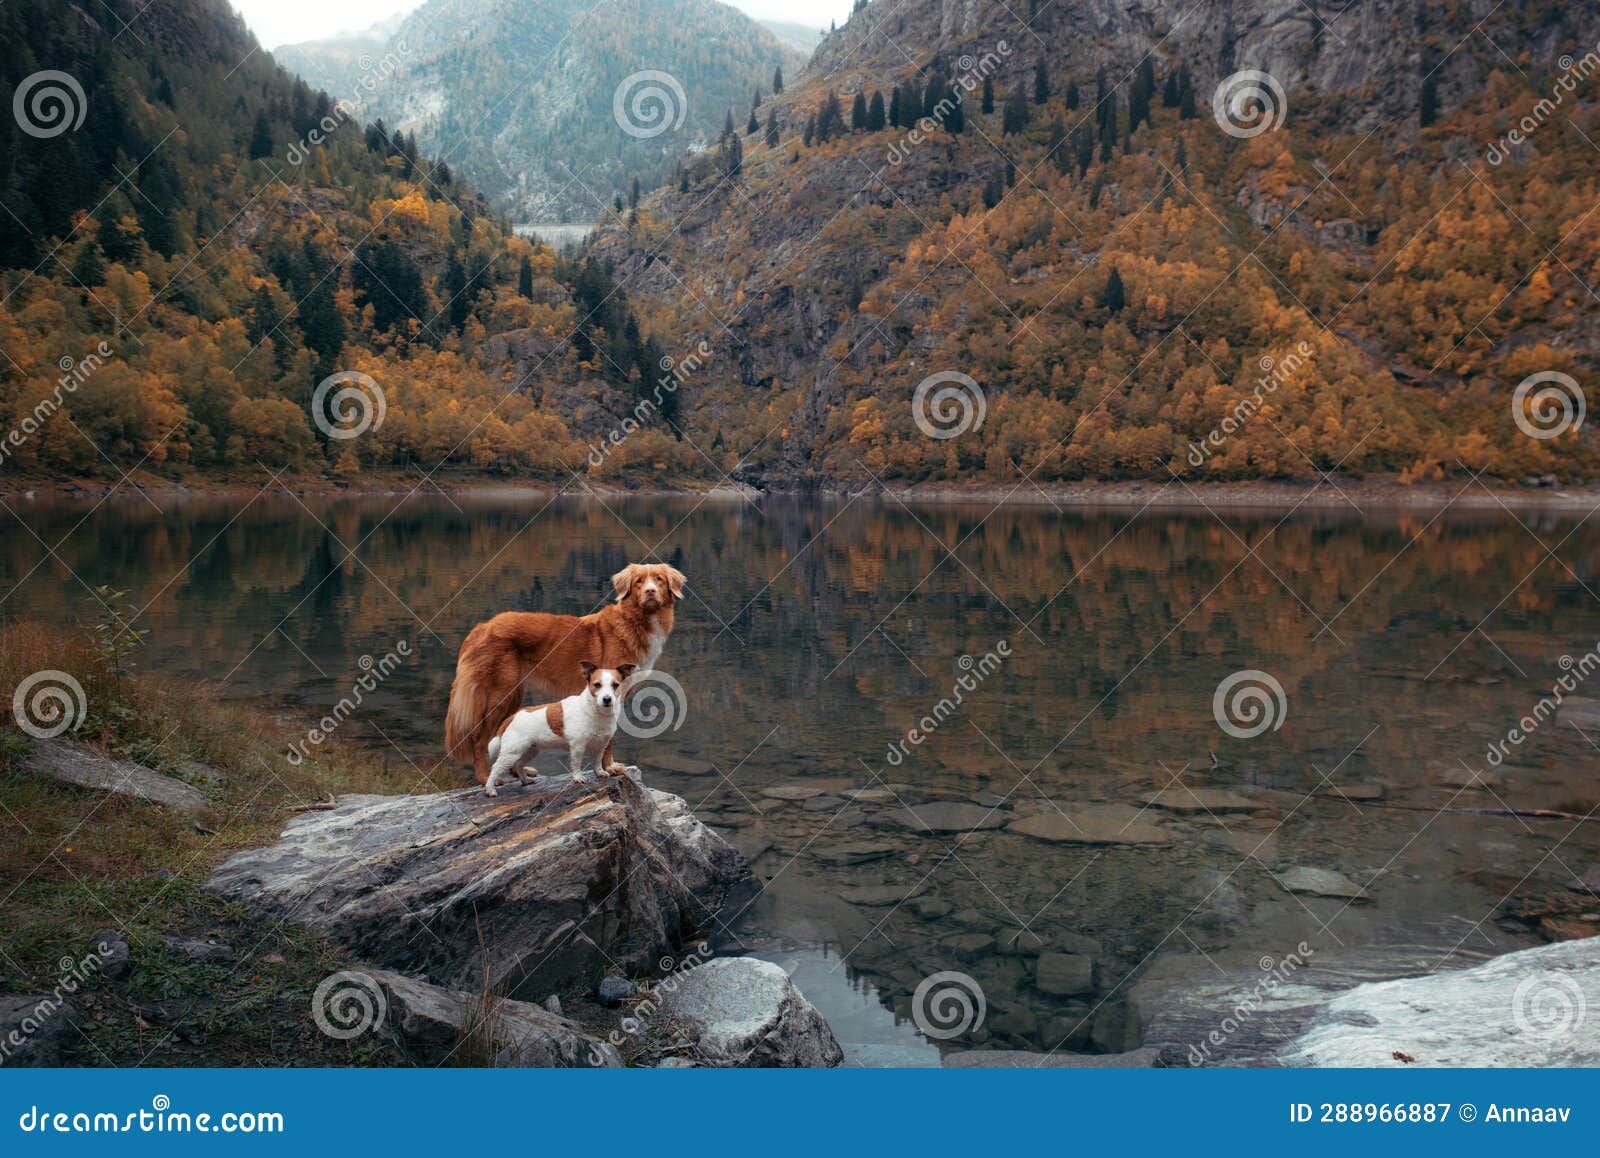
top-left (657, 957), bottom-right (843, 1067)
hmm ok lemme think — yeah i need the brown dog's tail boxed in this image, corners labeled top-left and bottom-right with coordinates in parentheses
top-left (444, 661), bottom-right (486, 764)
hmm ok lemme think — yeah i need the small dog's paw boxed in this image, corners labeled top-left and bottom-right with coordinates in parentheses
top-left (483, 784), bottom-right (498, 797)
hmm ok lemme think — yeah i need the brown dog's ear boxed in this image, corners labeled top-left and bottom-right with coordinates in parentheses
top-left (579, 660), bottom-right (597, 679)
top-left (663, 565), bottom-right (686, 599)
top-left (616, 663), bottom-right (636, 681)
top-left (610, 564), bottom-right (637, 602)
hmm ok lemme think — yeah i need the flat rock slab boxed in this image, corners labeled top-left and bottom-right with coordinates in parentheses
top-left (870, 802), bottom-right (1006, 834)
top-left (840, 884), bottom-right (924, 907)
top-left (1142, 788), bottom-right (1265, 814)
top-left (1009, 804), bottom-right (1171, 846)
top-left (207, 776), bottom-right (748, 1000)
top-left (27, 738), bottom-right (209, 813)
top-left (1036, 953), bottom-right (1094, 995)
top-left (809, 841), bottom-right (898, 866)
top-left (1272, 866), bottom-right (1368, 901)
top-left (1281, 938), bottom-right (1600, 1066)
top-left (1436, 766), bottom-right (1503, 791)
top-left (367, 969), bottom-right (619, 1067)
top-left (1327, 783), bottom-right (1386, 802)
top-left (943, 1047), bottom-right (1158, 1068)
top-left (657, 957), bottom-right (843, 1067)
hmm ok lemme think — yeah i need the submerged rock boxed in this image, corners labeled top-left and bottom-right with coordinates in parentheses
top-left (943, 1047), bottom-right (1158, 1068)
top-left (657, 957), bottom-right (843, 1067)
top-left (207, 776), bottom-right (748, 1000)
top-left (871, 802), bottom-right (1007, 833)
top-left (1009, 804), bottom-right (1171, 845)
top-left (1271, 866), bottom-right (1368, 901)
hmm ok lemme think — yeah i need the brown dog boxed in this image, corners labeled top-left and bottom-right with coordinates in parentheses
top-left (444, 562), bottom-right (685, 783)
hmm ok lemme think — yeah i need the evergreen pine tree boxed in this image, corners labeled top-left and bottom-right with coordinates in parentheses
top-left (945, 87), bottom-right (965, 133)
top-left (803, 115), bottom-right (815, 146)
top-left (867, 91), bottom-right (886, 131)
top-left (766, 108), bottom-right (780, 147)
top-left (629, 175), bottom-right (641, 208)
top-left (1178, 66), bottom-right (1197, 119)
top-left (888, 86), bottom-right (903, 128)
top-left (982, 75), bottom-right (995, 115)
top-left (249, 109), bottom-right (273, 159)
top-left (1419, 75), bottom-right (1439, 127)
top-left (1163, 69), bottom-right (1180, 107)
top-left (748, 107), bottom-right (760, 134)
top-left (1002, 80), bottom-right (1029, 134)
top-left (70, 241), bottom-right (106, 287)
top-left (773, 65), bottom-right (784, 95)
top-left (1066, 80), bottom-right (1080, 111)
top-left (852, 90), bottom-right (868, 131)
top-left (1034, 59), bottom-right (1050, 105)
top-left (517, 254), bottom-right (534, 299)
top-left (1101, 265), bottom-right (1125, 313)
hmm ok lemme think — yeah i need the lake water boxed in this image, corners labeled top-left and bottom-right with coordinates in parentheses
top-left (4, 489), bottom-right (1598, 1063)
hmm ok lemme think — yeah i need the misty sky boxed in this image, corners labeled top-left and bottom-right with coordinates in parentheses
top-left (231, 0), bottom-right (854, 50)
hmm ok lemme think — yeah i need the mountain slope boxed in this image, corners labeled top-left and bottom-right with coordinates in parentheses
top-left (282, 0), bottom-right (806, 222)
top-left (0, 0), bottom-right (670, 481)
top-left (585, 0), bottom-right (1600, 485)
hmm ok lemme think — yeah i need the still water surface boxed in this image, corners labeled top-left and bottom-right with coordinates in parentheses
top-left (4, 491), bottom-right (1597, 1062)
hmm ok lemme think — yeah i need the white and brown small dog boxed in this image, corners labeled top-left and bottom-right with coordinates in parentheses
top-left (483, 662), bottom-right (635, 796)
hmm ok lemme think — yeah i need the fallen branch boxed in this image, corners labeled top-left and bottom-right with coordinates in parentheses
top-left (286, 792), bottom-right (337, 813)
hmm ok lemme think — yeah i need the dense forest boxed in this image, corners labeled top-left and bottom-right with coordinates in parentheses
top-left (0, 0), bottom-right (664, 481)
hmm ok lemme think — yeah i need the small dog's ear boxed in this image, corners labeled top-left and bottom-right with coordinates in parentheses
top-left (616, 663), bottom-right (636, 681)
top-left (663, 566), bottom-right (686, 599)
top-left (610, 564), bottom-right (636, 602)
top-left (579, 660), bottom-right (597, 679)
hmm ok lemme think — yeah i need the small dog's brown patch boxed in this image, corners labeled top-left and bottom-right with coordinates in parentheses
top-left (546, 701), bottom-right (564, 737)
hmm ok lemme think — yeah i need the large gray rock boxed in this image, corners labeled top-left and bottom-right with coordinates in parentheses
top-left (0, 994), bottom-right (81, 1066)
top-left (208, 776), bottom-right (749, 1000)
top-left (1280, 938), bottom-right (1600, 1067)
top-left (27, 738), bottom-right (209, 813)
top-left (657, 957), bottom-right (844, 1067)
top-left (365, 969), bottom-right (620, 1067)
